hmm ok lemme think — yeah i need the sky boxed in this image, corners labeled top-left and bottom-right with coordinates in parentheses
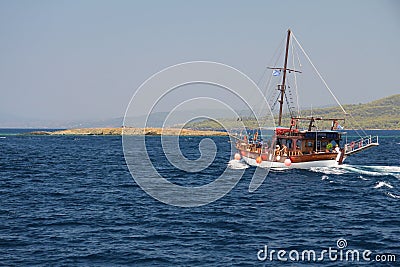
top-left (0, 0), bottom-right (399, 123)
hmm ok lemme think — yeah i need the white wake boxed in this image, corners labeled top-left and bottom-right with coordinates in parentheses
top-left (227, 159), bottom-right (249, 170)
top-left (311, 164), bottom-right (400, 179)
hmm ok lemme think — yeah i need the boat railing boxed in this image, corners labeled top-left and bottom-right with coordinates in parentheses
top-left (288, 150), bottom-right (303, 156)
top-left (344, 135), bottom-right (379, 155)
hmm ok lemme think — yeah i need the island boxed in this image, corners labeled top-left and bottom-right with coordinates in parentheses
top-left (28, 127), bottom-right (228, 136)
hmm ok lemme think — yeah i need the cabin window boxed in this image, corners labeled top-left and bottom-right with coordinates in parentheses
top-left (331, 140), bottom-right (339, 147)
top-left (287, 139), bottom-right (293, 149)
top-left (276, 139), bottom-right (282, 147)
top-left (307, 141), bottom-right (313, 147)
top-left (296, 140), bottom-right (302, 150)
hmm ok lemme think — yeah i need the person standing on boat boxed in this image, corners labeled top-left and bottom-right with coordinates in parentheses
top-left (281, 144), bottom-right (288, 156)
top-left (334, 144), bottom-right (342, 163)
top-left (334, 144), bottom-right (340, 153)
top-left (275, 145), bottom-right (280, 156)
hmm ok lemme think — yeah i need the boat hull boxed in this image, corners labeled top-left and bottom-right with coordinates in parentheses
top-left (241, 155), bottom-right (345, 169)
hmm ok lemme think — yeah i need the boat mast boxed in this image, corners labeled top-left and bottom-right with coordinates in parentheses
top-left (278, 29), bottom-right (291, 126)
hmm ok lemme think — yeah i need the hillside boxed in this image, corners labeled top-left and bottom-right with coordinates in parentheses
top-left (187, 94), bottom-right (400, 130)
top-left (305, 94), bottom-right (400, 129)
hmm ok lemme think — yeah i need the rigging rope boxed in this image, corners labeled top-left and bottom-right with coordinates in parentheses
top-left (254, 34), bottom-right (287, 123)
top-left (291, 42), bottom-right (301, 117)
top-left (291, 32), bottom-right (368, 138)
top-left (284, 91), bottom-right (295, 118)
top-left (257, 34), bottom-right (286, 90)
top-left (291, 33), bottom-right (347, 115)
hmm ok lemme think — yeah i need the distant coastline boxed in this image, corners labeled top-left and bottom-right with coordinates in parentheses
top-left (186, 94), bottom-right (400, 130)
top-left (23, 127), bottom-right (398, 137)
top-left (26, 127), bottom-right (228, 136)
top-left (3, 94), bottom-right (399, 131)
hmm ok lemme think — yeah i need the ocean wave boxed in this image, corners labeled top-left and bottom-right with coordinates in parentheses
top-left (387, 192), bottom-right (400, 199)
top-left (374, 181), bottom-right (393, 189)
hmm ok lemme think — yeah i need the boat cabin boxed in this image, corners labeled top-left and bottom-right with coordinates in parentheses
top-left (275, 129), bottom-right (343, 156)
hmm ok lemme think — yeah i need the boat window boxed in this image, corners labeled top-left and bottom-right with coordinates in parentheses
top-left (322, 141), bottom-right (328, 149)
top-left (331, 140), bottom-right (338, 147)
top-left (278, 139), bottom-right (287, 147)
top-left (296, 140), bottom-right (302, 149)
top-left (287, 139), bottom-right (293, 149)
top-left (259, 128), bottom-right (275, 147)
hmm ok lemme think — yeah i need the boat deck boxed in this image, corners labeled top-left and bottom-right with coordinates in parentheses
top-left (345, 135), bottom-right (379, 155)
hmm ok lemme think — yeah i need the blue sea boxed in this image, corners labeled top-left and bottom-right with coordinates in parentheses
top-left (1, 129), bottom-right (399, 266)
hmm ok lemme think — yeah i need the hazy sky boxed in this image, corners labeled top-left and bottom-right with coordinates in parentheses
top-left (0, 0), bottom-right (399, 121)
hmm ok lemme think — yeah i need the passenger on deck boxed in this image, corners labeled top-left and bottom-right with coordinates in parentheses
top-left (274, 145), bottom-right (280, 156)
top-left (281, 144), bottom-right (288, 156)
top-left (334, 144), bottom-right (340, 153)
top-left (256, 141), bottom-right (262, 149)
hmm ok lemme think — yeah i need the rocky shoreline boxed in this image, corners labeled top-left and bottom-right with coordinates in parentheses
top-left (27, 127), bottom-right (228, 136)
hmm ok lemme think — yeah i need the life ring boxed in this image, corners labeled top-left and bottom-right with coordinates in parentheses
top-left (350, 142), bottom-right (355, 148)
top-left (275, 150), bottom-right (281, 156)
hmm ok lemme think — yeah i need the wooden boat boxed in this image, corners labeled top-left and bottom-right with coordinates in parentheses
top-left (235, 29), bottom-right (379, 169)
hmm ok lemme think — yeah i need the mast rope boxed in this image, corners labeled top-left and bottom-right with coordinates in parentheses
top-left (291, 32), bottom-right (369, 138)
top-left (284, 91), bottom-right (295, 118)
top-left (291, 42), bottom-right (301, 118)
top-left (291, 33), bottom-right (347, 115)
top-left (258, 34), bottom-right (286, 91)
top-left (244, 34), bottom-right (286, 124)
